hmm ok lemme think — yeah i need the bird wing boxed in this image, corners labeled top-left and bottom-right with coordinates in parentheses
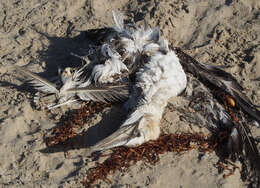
top-left (232, 90), bottom-right (260, 123)
top-left (91, 117), bottom-right (143, 151)
top-left (195, 64), bottom-right (259, 121)
top-left (174, 47), bottom-right (260, 123)
top-left (175, 47), bottom-right (260, 174)
top-left (15, 66), bottom-right (59, 94)
top-left (65, 84), bottom-right (129, 103)
top-left (199, 63), bottom-right (243, 91)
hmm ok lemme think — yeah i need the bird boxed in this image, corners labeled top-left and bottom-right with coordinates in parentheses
top-left (89, 11), bottom-right (260, 153)
top-left (14, 11), bottom-right (260, 156)
top-left (13, 11), bottom-right (260, 185)
top-left (14, 11), bottom-right (187, 150)
top-left (92, 50), bottom-right (187, 150)
top-left (90, 11), bottom-right (187, 150)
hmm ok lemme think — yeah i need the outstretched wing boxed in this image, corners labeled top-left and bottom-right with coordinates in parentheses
top-left (66, 84), bottom-right (129, 103)
top-left (16, 66), bottom-right (59, 94)
top-left (174, 47), bottom-right (260, 123)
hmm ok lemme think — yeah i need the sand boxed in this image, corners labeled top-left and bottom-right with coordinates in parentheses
top-left (0, 0), bottom-right (260, 187)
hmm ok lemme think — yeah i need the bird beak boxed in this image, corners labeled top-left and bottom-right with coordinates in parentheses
top-left (91, 118), bottom-right (142, 151)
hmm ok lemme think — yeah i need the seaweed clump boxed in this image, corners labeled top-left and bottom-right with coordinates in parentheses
top-left (83, 132), bottom-right (232, 187)
top-left (45, 102), bottom-right (111, 147)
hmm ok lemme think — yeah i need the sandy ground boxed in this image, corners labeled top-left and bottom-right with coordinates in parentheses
top-left (0, 0), bottom-right (260, 187)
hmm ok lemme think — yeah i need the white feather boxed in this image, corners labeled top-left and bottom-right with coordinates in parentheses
top-left (112, 10), bottom-right (125, 33)
top-left (115, 50), bottom-right (187, 146)
top-left (91, 58), bottom-right (128, 84)
top-left (16, 66), bottom-right (59, 94)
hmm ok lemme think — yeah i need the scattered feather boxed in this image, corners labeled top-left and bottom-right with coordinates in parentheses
top-left (15, 66), bottom-right (58, 94)
top-left (66, 84), bottom-right (129, 103)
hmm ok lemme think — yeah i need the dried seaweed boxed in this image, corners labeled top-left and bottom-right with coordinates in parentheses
top-left (45, 102), bottom-right (111, 147)
top-left (217, 160), bottom-right (240, 179)
top-left (83, 132), bottom-right (230, 187)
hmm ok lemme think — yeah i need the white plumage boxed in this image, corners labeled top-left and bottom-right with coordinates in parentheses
top-left (90, 44), bottom-right (128, 84)
top-left (92, 12), bottom-right (187, 150)
top-left (93, 50), bottom-right (186, 150)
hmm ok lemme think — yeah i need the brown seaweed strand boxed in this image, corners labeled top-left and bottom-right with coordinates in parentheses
top-left (45, 102), bottom-right (111, 147)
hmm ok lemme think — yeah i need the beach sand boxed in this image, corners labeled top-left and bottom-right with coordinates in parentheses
top-left (0, 0), bottom-right (260, 187)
